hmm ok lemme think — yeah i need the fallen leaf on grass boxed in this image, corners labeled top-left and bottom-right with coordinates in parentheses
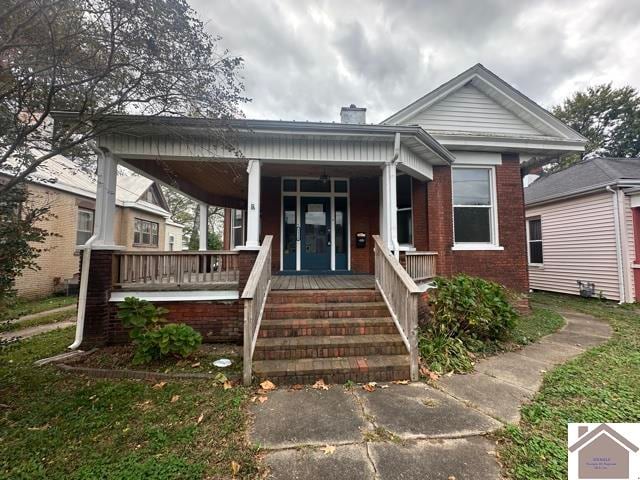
top-left (152, 381), bottom-right (167, 390)
top-left (231, 460), bottom-right (241, 476)
top-left (322, 445), bottom-right (336, 455)
top-left (27, 424), bottom-right (50, 431)
top-left (191, 362), bottom-right (201, 368)
top-left (196, 413), bottom-right (204, 424)
top-left (170, 395), bottom-right (180, 403)
top-left (312, 379), bottom-right (329, 390)
top-left (223, 380), bottom-right (233, 390)
top-left (260, 380), bottom-right (277, 391)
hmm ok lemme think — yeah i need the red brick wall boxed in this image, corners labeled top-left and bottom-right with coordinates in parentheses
top-left (426, 155), bottom-right (529, 293)
top-left (349, 177), bottom-right (380, 273)
top-left (412, 178), bottom-right (429, 251)
top-left (107, 300), bottom-right (242, 344)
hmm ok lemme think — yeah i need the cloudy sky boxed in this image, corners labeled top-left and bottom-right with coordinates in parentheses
top-left (189, 0), bottom-right (640, 123)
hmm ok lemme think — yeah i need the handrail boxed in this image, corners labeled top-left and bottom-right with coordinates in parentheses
top-left (114, 250), bottom-right (239, 256)
top-left (242, 236), bottom-right (273, 385)
top-left (372, 235), bottom-right (421, 381)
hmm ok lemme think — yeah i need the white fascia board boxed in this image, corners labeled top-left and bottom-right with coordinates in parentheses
top-left (433, 134), bottom-right (585, 153)
top-left (451, 151), bottom-right (502, 166)
top-left (122, 200), bottom-right (170, 218)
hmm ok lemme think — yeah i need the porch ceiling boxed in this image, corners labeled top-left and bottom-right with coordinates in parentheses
top-left (261, 163), bottom-right (381, 178)
top-left (123, 158), bottom-right (248, 209)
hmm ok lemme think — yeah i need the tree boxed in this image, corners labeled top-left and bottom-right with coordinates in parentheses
top-left (0, 0), bottom-right (247, 194)
top-left (0, 184), bottom-right (53, 309)
top-left (553, 84), bottom-right (640, 159)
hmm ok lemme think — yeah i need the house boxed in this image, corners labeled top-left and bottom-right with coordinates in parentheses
top-left (1, 154), bottom-right (183, 299)
top-left (55, 63), bottom-right (586, 384)
top-left (569, 424), bottom-right (639, 479)
top-left (524, 157), bottom-right (640, 302)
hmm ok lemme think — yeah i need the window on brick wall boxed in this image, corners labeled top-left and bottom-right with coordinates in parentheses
top-left (452, 166), bottom-right (499, 248)
top-left (76, 208), bottom-right (94, 245)
top-left (527, 217), bottom-right (543, 264)
top-left (231, 209), bottom-right (245, 248)
top-left (397, 174), bottom-right (413, 245)
top-left (134, 218), bottom-right (159, 246)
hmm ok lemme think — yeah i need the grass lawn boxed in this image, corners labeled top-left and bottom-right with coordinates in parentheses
top-left (497, 292), bottom-right (640, 480)
top-left (1, 295), bottom-right (77, 321)
top-left (509, 302), bottom-right (565, 346)
top-left (0, 328), bottom-right (260, 480)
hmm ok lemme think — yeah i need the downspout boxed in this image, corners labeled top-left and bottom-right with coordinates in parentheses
top-left (69, 144), bottom-right (104, 349)
top-left (390, 132), bottom-right (401, 257)
top-left (606, 185), bottom-right (626, 304)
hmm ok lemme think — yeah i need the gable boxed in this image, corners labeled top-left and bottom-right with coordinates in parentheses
top-left (406, 84), bottom-right (546, 138)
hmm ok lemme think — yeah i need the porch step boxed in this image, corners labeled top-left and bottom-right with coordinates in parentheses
top-left (253, 355), bottom-right (411, 385)
top-left (251, 288), bottom-right (411, 384)
top-left (253, 334), bottom-right (406, 360)
top-left (264, 302), bottom-right (390, 320)
top-left (258, 317), bottom-right (398, 338)
top-left (267, 289), bottom-right (383, 304)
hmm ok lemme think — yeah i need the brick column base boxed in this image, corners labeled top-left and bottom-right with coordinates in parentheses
top-left (79, 249), bottom-right (116, 349)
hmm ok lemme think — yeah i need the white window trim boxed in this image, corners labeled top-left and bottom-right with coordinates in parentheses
top-left (76, 208), bottom-right (94, 246)
top-left (231, 209), bottom-right (246, 249)
top-left (396, 174), bottom-right (414, 248)
top-left (526, 217), bottom-right (544, 267)
top-left (451, 165), bottom-right (501, 250)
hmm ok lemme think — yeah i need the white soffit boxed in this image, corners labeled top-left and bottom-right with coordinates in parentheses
top-left (451, 151), bottom-right (502, 165)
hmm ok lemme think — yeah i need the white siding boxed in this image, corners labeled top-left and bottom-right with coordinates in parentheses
top-left (408, 84), bottom-right (545, 137)
top-left (527, 192), bottom-right (622, 300)
top-left (623, 196), bottom-right (636, 301)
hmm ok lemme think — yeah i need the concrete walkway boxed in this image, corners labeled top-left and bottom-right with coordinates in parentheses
top-left (12, 304), bottom-right (76, 324)
top-left (249, 310), bottom-right (612, 479)
top-left (0, 319), bottom-right (76, 341)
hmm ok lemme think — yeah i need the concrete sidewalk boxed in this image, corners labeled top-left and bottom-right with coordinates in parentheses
top-left (249, 310), bottom-right (612, 479)
top-left (1, 319), bottom-right (76, 341)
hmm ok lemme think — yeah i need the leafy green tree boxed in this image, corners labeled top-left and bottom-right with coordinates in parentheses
top-left (553, 84), bottom-right (640, 159)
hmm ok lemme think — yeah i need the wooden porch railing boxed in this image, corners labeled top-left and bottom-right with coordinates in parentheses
top-left (242, 235), bottom-right (273, 385)
top-left (373, 235), bottom-right (421, 381)
top-left (405, 251), bottom-right (438, 282)
top-left (112, 251), bottom-right (239, 289)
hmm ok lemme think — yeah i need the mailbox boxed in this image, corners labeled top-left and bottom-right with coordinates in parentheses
top-left (356, 232), bottom-right (367, 248)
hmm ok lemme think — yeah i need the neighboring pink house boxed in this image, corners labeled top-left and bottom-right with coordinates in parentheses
top-left (524, 157), bottom-right (640, 302)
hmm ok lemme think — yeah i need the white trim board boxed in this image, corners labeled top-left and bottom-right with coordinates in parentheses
top-left (109, 291), bottom-right (239, 302)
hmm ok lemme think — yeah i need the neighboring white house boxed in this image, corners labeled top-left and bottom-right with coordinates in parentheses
top-left (524, 157), bottom-right (640, 302)
top-left (165, 219), bottom-right (185, 251)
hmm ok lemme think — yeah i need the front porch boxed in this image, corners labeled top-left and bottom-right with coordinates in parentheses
top-left (72, 115), bottom-right (452, 385)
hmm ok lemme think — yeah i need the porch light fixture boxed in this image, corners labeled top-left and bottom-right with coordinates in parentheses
top-left (319, 171), bottom-right (329, 185)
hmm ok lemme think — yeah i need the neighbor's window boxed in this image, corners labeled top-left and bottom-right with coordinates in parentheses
top-left (452, 167), bottom-right (497, 245)
top-left (232, 209), bottom-right (245, 247)
top-left (76, 208), bottom-right (94, 245)
top-left (134, 218), bottom-right (159, 246)
top-left (527, 218), bottom-right (543, 264)
top-left (396, 174), bottom-right (413, 245)
top-left (142, 187), bottom-right (160, 205)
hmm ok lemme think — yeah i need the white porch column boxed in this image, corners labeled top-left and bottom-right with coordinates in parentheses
top-left (245, 159), bottom-right (261, 249)
top-left (381, 161), bottom-right (399, 256)
top-left (93, 150), bottom-right (118, 247)
top-left (199, 203), bottom-right (208, 251)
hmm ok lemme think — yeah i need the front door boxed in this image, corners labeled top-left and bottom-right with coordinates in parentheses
top-left (301, 196), bottom-right (331, 270)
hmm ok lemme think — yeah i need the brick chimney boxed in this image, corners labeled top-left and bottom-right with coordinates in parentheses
top-left (340, 104), bottom-right (366, 124)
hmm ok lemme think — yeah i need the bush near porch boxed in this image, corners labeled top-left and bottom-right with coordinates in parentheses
top-left (418, 275), bottom-right (564, 374)
top-left (0, 327), bottom-right (260, 479)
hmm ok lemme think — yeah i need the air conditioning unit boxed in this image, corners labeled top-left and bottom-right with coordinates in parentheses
top-left (577, 280), bottom-right (595, 298)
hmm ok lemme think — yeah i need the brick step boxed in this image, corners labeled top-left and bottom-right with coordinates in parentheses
top-left (253, 334), bottom-right (407, 360)
top-left (268, 289), bottom-right (383, 304)
top-left (253, 354), bottom-right (411, 384)
top-left (258, 317), bottom-right (397, 338)
top-left (264, 302), bottom-right (390, 320)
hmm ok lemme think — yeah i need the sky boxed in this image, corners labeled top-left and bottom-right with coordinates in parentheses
top-left (189, 0), bottom-right (640, 124)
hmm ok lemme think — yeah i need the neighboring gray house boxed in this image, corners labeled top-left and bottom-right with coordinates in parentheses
top-left (524, 157), bottom-right (640, 302)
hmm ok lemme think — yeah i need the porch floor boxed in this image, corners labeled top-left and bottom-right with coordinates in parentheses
top-left (271, 274), bottom-right (375, 290)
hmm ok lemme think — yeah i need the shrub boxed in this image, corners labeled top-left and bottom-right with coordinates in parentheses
top-left (117, 297), bottom-right (202, 365)
top-left (419, 274), bottom-right (518, 374)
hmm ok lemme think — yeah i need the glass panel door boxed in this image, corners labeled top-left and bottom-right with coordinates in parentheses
top-left (335, 197), bottom-right (348, 270)
top-left (301, 196), bottom-right (331, 270)
top-left (282, 196), bottom-right (297, 270)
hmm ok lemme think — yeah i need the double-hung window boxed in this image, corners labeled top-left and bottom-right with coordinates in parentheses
top-left (396, 175), bottom-right (413, 246)
top-left (231, 209), bottom-right (245, 248)
top-left (76, 208), bottom-right (94, 245)
top-left (452, 167), bottom-right (499, 248)
top-left (134, 218), bottom-right (159, 246)
top-left (527, 218), bottom-right (543, 264)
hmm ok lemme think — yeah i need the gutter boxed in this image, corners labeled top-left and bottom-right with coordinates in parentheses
top-left (526, 179), bottom-right (640, 208)
top-left (606, 185), bottom-right (626, 304)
